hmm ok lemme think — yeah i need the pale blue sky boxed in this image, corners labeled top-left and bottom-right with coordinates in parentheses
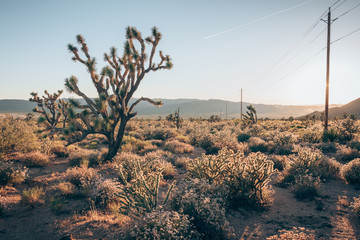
top-left (0, 0), bottom-right (359, 105)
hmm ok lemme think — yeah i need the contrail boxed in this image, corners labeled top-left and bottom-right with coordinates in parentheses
top-left (204, 0), bottom-right (313, 40)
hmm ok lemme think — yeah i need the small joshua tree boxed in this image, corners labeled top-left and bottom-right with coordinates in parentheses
top-left (65, 26), bottom-right (172, 160)
top-left (166, 108), bottom-right (182, 129)
top-left (243, 105), bottom-right (257, 125)
top-left (29, 90), bottom-right (69, 131)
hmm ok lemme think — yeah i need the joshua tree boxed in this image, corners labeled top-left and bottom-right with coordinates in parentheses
top-left (166, 108), bottom-right (181, 129)
top-left (65, 26), bottom-right (172, 160)
top-left (243, 105), bottom-right (257, 125)
top-left (29, 90), bottom-right (69, 131)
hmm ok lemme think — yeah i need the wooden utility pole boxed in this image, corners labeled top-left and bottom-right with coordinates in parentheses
top-left (323, 7), bottom-right (334, 131)
top-left (240, 88), bottom-right (243, 121)
top-left (226, 103), bottom-right (228, 119)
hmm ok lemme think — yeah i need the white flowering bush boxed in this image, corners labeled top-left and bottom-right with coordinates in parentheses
top-left (89, 178), bottom-right (121, 208)
top-left (126, 209), bottom-right (200, 240)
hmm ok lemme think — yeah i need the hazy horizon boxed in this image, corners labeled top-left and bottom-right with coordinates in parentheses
top-left (1, 0), bottom-right (359, 105)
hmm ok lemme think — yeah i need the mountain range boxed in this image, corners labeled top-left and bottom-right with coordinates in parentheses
top-left (1, 98), bottom-right (353, 119)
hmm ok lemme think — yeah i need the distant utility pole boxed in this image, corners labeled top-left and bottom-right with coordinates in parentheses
top-left (226, 103), bottom-right (228, 119)
top-left (322, 7), bottom-right (336, 131)
top-left (240, 88), bottom-right (243, 121)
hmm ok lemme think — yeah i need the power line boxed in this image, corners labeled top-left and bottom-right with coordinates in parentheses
top-left (331, 0), bottom-right (347, 12)
top-left (331, 27), bottom-right (360, 44)
top-left (334, 2), bottom-right (360, 19)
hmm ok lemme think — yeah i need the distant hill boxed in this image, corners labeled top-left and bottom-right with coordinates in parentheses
top-left (299, 98), bottom-right (360, 120)
top-left (0, 98), bottom-right (341, 119)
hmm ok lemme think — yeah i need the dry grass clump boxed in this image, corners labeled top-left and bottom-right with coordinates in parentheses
top-left (175, 156), bottom-right (190, 169)
top-left (0, 162), bottom-right (27, 185)
top-left (66, 166), bottom-right (98, 190)
top-left (126, 209), bottom-right (200, 240)
top-left (22, 186), bottom-right (45, 208)
top-left (341, 158), bottom-right (360, 185)
top-left (144, 127), bottom-right (178, 140)
top-left (266, 227), bottom-right (316, 240)
top-left (121, 136), bottom-right (157, 154)
top-left (163, 139), bottom-right (194, 154)
top-left (20, 151), bottom-right (51, 167)
top-left (57, 182), bottom-right (75, 196)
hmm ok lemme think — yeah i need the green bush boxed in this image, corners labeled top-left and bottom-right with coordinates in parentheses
top-left (342, 158), bottom-right (360, 185)
top-left (237, 133), bottom-right (251, 142)
top-left (0, 117), bottom-right (40, 156)
top-left (322, 128), bottom-right (338, 142)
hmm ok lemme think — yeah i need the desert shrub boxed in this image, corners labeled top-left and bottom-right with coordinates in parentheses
top-left (292, 174), bottom-right (321, 200)
top-left (175, 157), bottom-right (190, 169)
top-left (268, 155), bottom-right (288, 171)
top-left (126, 209), bottom-right (200, 240)
top-left (342, 158), bottom-right (360, 185)
top-left (199, 135), bottom-right (221, 155)
top-left (350, 196), bottom-right (360, 218)
top-left (248, 137), bottom-right (268, 153)
top-left (0, 195), bottom-right (9, 216)
top-left (57, 182), bottom-right (75, 196)
top-left (163, 140), bottom-right (194, 154)
top-left (271, 132), bottom-right (294, 155)
top-left (49, 197), bottom-right (65, 215)
top-left (66, 166), bottom-right (99, 190)
top-left (281, 147), bottom-right (340, 186)
top-left (300, 129), bottom-right (322, 143)
top-left (121, 136), bottom-right (157, 154)
top-left (89, 178), bottom-right (121, 208)
top-left (225, 152), bottom-right (275, 208)
top-left (144, 127), bottom-right (178, 140)
top-left (319, 142), bottom-right (337, 153)
top-left (336, 117), bottom-right (359, 143)
top-left (20, 151), bottom-right (50, 167)
top-left (237, 133), bottom-right (251, 142)
top-left (50, 142), bottom-right (68, 157)
top-left (22, 186), bottom-right (45, 208)
top-left (0, 117), bottom-right (40, 156)
top-left (0, 162), bottom-right (27, 185)
top-left (187, 149), bottom-right (275, 208)
top-left (117, 166), bottom-right (175, 215)
top-left (266, 227), bottom-right (316, 240)
top-left (350, 141), bottom-right (360, 151)
top-left (172, 179), bottom-right (234, 240)
top-left (67, 149), bottom-right (102, 167)
top-left (322, 128), bottom-right (338, 142)
top-left (335, 144), bottom-right (360, 163)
